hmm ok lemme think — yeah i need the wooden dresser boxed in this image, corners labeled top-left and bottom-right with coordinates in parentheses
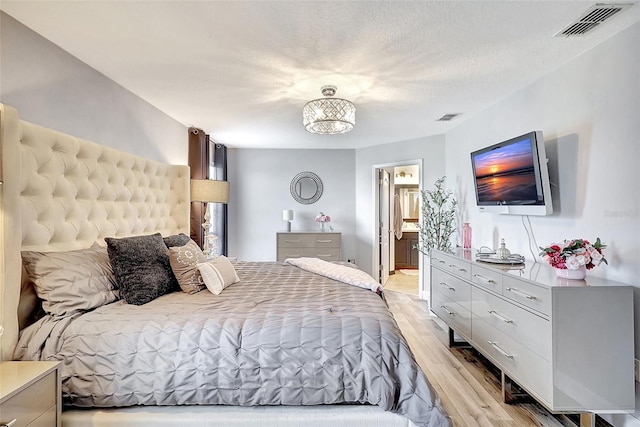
top-left (0, 361), bottom-right (61, 427)
top-left (430, 248), bottom-right (634, 415)
top-left (276, 232), bottom-right (341, 262)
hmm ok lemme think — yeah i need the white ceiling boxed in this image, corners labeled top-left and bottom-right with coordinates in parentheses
top-left (2, 1), bottom-right (638, 149)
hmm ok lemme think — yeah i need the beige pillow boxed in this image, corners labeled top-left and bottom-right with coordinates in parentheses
top-left (22, 246), bottom-right (119, 317)
top-left (168, 240), bottom-right (207, 294)
top-left (197, 256), bottom-right (240, 295)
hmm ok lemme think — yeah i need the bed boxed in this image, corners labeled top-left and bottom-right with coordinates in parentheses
top-left (0, 103), bottom-right (450, 427)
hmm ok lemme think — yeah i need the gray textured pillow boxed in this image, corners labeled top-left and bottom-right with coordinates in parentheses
top-left (168, 239), bottom-right (207, 294)
top-left (105, 233), bottom-right (178, 305)
top-left (22, 246), bottom-right (119, 317)
top-left (163, 233), bottom-right (191, 248)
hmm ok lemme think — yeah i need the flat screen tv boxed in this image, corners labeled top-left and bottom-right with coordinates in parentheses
top-left (470, 131), bottom-right (553, 215)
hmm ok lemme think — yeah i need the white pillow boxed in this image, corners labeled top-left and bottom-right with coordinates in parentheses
top-left (197, 256), bottom-right (240, 295)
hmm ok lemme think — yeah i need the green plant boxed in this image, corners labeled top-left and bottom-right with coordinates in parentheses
top-left (415, 176), bottom-right (458, 255)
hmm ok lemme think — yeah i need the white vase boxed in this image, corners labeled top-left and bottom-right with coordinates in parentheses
top-left (555, 265), bottom-right (586, 280)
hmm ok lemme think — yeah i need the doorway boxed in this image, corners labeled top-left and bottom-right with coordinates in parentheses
top-left (372, 159), bottom-right (424, 299)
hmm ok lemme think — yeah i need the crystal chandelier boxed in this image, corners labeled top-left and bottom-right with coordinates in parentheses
top-left (303, 85), bottom-right (356, 134)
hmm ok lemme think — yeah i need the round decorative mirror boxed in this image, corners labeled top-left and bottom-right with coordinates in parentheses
top-left (290, 171), bottom-right (323, 204)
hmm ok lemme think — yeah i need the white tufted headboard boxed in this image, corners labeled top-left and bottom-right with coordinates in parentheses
top-left (0, 103), bottom-right (190, 360)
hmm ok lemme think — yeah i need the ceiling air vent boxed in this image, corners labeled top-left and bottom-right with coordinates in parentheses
top-left (437, 113), bottom-right (462, 122)
top-left (555, 3), bottom-right (634, 37)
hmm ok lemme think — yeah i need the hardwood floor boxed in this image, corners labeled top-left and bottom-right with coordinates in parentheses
top-left (384, 289), bottom-right (609, 427)
top-left (384, 270), bottom-right (419, 296)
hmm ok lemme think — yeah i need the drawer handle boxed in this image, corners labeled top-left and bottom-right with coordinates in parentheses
top-left (434, 258), bottom-right (445, 264)
top-left (316, 239), bottom-right (333, 243)
top-left (473, 273), bottom-right (495, 284)
top-left (440, 305), bottom-right (455, 316)
top-left (505, 287), bottom-right (536, 300)
top-left (285, 239), bottom-right (302, 243)
top-left (439, 282), bottom-right (455, 291)
top-left (1, 420), bottom-right (17, 427)
top-left (488, 310), bottom-right (513, 324)
top-left (449, 264), bottom-right (467, 273)
top-left (285, 253), bottom-right (301, 257)
top-left (488, 341), bottom-right (514, 359)
top-left (318, 254), bottom-right (333, 257)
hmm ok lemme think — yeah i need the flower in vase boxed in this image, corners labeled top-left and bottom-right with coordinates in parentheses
top-left (539, 238), bottom-right (607, 270)
top-left (315, 212), bottom-right (331, 223)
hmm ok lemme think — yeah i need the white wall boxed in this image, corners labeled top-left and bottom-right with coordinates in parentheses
top-left (227, 148), bottom-right (356, 262)
top-left (444, 23), bottom-right (640, 425)
top-left (355, 135), bottom-right (446, 277)
top-left (0, 12), bottom-right (187, 164)
top-left (446, 22), bottom-right (639, 287)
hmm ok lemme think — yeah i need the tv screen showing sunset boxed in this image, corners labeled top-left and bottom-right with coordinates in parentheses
top-left (473, 138), bottom-right (539, 203)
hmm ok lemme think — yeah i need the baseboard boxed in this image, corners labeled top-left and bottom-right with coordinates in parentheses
top-left (598, 413), bottom-right (640, 427)
top-left (598, 380), bottom-right (640, 427)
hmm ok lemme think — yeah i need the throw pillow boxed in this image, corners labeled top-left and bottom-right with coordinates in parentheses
top-left (163, 233), bottom-right (191, 248)
top-left (169, 240), bottom-right (207, 294)
top-left (22, 246), bottom-right (119, 317)
top-left (105, 233), bottom-right (178, 305)
top-left (197, 256), bottom-right (240, 295)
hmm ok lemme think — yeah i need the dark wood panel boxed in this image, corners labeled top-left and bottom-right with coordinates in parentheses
top-left (395, 232), bottom-right (419, 269)
top-left (188, 127), bottom-right (209, 247)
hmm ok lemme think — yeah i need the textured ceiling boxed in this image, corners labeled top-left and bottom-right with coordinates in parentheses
top-left (1, 1), bottom-right (638, 149)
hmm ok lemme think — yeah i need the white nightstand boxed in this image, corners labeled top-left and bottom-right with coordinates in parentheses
top-left (0, 361), bottom-right (61, 427)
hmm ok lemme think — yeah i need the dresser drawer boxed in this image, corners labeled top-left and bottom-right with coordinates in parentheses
top-left (277, 233), bottom-right (340, 248)
top-left (472, 286), bottom-right (551, 361)
top-left (1, 370), bottom-right (56, 427)
top-left (431, 267), bottom-right (471, 310)
top-left (471, 264), bottom-right (503, 293)
top-left (432, 290), bottom-right (472, 339)
top-left (278, 247), bottom-right (340, 261)
top-left (29, 405), bottom-right (57, 427)
top-left (503, 276), bottom-right (551, 316)
top-left (472, 316), bottom-right (552, 406)
top-left (430, 252), bottom-right (471, 281)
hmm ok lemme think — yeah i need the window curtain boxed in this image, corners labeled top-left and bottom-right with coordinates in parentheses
top-left (188, 127), bottom-right (228, 256)
top-left (211, 143), bottom-right (228, 256)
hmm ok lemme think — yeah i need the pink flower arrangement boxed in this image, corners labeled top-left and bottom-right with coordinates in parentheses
top-left (315, 212), bottom-right (331, 223)
top-left (539, 238), bottom-right (607, 270)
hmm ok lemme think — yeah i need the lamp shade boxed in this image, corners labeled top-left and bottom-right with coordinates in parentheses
top-left (190, 179), bottom-right (229, 203)
top-left (282, 209), bottom-right (294, 221)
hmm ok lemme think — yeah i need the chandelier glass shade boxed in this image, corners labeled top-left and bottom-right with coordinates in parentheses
top-left (303, 85), bottom-right (355, 134)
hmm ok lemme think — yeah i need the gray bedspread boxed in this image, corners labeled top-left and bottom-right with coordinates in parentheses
top-left (15, 262), bottom-right (450, 426)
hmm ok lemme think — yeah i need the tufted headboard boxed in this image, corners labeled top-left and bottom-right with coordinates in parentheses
top-left (0, 104), bottom-right (190, 360)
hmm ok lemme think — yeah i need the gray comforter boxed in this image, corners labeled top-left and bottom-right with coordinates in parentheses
top-left (15, 262), bottom-right (450, 426)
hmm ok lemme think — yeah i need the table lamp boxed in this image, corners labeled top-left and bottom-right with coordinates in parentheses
top-left (190, 179), bottom-right (229, 258)
top-left (283, 209), bottom-right (294, 232)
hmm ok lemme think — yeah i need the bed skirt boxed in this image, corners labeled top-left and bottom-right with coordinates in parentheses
top-left (62, 405), bottom-right (417, 427)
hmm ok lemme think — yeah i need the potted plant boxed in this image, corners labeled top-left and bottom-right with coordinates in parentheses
top-left (415, 176), bottom-right (458, 256)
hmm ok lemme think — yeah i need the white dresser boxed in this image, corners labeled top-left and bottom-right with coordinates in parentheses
top-left (0, 361), bottom-right (61, 427)
top-left (276, 232), bottom-right (341, 262)
top-left (430, 248), bottom-right (634, 415)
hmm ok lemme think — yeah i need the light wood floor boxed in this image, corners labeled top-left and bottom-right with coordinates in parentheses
top-left (384, 289), bottom-right (608, 427)
top-left (384, 270), bottom-right (419, 296)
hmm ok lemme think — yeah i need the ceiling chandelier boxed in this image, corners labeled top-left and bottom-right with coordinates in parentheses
top-left (303, 85), bottom-right (356, 134)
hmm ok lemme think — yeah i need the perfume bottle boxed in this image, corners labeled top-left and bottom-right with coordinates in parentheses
top-left (496, 238), bottom-right (511, 259)
top-left (462, 223), bottom-right (472, 249)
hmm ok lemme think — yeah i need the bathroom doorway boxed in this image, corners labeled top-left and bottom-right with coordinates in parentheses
top-left (372, 159), bottom-right (424, 299)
